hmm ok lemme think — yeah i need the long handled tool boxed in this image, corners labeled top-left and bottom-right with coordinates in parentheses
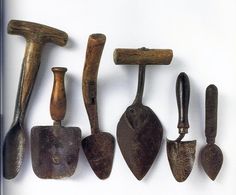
top-left (82, 34), bottom-right (115, 179)
top-left (200, 85), bottom-right (223, 180)
top-left (114, 47), bottom-right (173, 180)
top-left (31, 67), bottom-right (81, 179)
top-left (167, 72), bottom-right (196, 182)
top-left (3, 20), bottom-right (68, 179)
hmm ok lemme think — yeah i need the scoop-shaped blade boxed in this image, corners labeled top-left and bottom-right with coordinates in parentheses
top-left (200, 144), bottom-right (223, 180)
top-left (167, 140), bottom-right (196, 182)
top-left (82, 132), bottom-right (115, 179)
top-left (3, 122), bottom-right (26, 179)
top-left (117, 104), bottom-right (163, 180)
top-left (31, 125), bottom-right (81, 179)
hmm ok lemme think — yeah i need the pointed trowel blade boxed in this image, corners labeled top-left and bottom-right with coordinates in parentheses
top-left (117, 106), bottom-right (163, 180)
top-left (200, 144), bottom-right (223, 180)
top-left (82, 132), bottom-right (115, 179)
top-left (167, 140), bottom-right (196, 182)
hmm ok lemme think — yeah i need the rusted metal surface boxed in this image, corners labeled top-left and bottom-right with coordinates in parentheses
top-left (167, 140), bottom-right (196, 182)
top-left (31, 67), bottom-right (81, 179)
top-left (31, 126), bottom-right (81, 179)
top-left (167, 72), bottom-right (196, 182)
top-left (3, 20), bottom-right (68, 179)
top-left (114, 47), bottom-right (173, 180)
top-left (200, 85), bottom-right (223, 180)
top-left (82, 34), bottom-right (115, 179)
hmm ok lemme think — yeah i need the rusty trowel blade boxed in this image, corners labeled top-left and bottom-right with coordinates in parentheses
top-left (200, 144), bottom-right (223, 180)
top-left (31, 126), bottom-right (81, 179)
top-left (167, 140), bottom-right (196, 182)
top-left (117, 105), bottom-right (163, 180)
top-left (82, 132), bottom-right (115, 179)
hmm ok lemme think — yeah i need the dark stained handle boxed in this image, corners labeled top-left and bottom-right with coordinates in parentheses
top-left (113, 48), bottom-right (173, 65)
top-left (82, 34), bottom-right (106, 134)
top-left (205, 84), bottom-right (218, 144)
top-left (176, 72), bottom-right (190, 134)
top-left (50, 67), bottom-right (67, 124)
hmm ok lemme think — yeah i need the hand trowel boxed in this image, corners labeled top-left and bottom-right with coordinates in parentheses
top-left (31, 67), bottom-right (81, 179)
top-left (167, 72), bottom-right (196, 182)
top-left (200, 84), bottom-right (223, 180)
top-left (82, 34), bottom-right (115, 179)
top-left (114, 47), bottom-right (173, 180)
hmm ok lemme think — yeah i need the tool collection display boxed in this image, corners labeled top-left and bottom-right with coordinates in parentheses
top-left (3, 19), bottom-right (223, 181)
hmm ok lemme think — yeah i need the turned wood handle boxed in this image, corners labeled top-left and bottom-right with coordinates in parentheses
top-left (82, 34), bottom-right (106, 133)
top-left (50, 67), bottom-right (67, 123)
top-left (205, 84), bottom-right (218, 144)
top-left (113, 48), bottom-right (173, 65)
top-left (176, 72), bottom-right (190, 134)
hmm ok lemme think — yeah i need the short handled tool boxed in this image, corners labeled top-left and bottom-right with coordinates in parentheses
top-left (167, 72), bottom-right (196, 182)
top-left (3, 20), bottom-right (68, 179)
top-left (31, 67), bottom-right (81, 179)
top-left (200, 85), bottom-right (223, 180)
top-left (82, 34), bottom-right (115, 179)
top-left (114, 47), bottom-right (173, 180)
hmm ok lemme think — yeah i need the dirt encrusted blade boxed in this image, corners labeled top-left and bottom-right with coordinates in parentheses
top-left (31, 126), bottom-right (81, 179)
top-left (117, 105), bottom-right (163, 180)
top-left (201, 144), bottom-right (223, 180)
top-left (82, 132), bottom-right (115, 179)
top-left (167, 140), bottom-right (196, 182)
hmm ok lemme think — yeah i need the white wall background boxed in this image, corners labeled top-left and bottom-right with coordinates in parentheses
top-left (2, 0), bottom-right (236, 194)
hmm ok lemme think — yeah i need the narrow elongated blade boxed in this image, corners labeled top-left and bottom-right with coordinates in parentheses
top-left (167, 140), bottom-right (196, 182)
top-left (200, 144), bottom-right (223, 180)
top-left (82, 132), bottom-right (115, 179)
top-left (117, 105), bottom-right (163, 180)
top-left (31, 126), bottom-right (81, 179)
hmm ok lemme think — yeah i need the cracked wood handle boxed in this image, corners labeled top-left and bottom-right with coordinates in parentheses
top-left (176, 72), bottom-right (190, 134)
top-left (82, 34), bottom-right (106, 134)
top-left (50, 67), bottom-right (67, 124)
top-left (205, 84), bottom-right (218, 144)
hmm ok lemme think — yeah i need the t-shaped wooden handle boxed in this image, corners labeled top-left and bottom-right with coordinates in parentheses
top-left (113, 48), bottom-right (173, 65)
top-left (8, 20), bottom-right (68, 124)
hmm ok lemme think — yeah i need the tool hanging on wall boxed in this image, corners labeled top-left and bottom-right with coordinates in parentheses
top-left (3, 20), bottom-right (68, 179)
top-left (167, 72), bottom-right (196, 182)
top-left (31, 67), bottom-right (81, 179)
top-left (114, 47), bottom-right (173, 180)
top-left (200, 84), bottom-right (223, 180)
top-left (82, 34), bottom-right (115, 179)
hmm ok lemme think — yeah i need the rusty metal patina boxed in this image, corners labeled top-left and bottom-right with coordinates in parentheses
top-left (114, 47), bottom-right (173, 180)
top-left (167, 72), bottom-right (196, 182)
top-left (200, 85), bottom-right (223, 180)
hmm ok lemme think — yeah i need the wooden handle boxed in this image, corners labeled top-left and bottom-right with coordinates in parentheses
top-left (8, 20), bottom-right (68, 46)
top-left (205, 84), bottom-right (218, 144)
top-left (113, 48), bottom-right (173, 65)
top-left (176, 72), bottom-right (190, 134)
top-left (50, 67), bottom-right (67, 124)
top-left (9, 20), bottom-right (68, 125)
top-left (82, 34), bottom-right (106, 134)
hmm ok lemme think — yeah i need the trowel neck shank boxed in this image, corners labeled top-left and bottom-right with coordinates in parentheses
top-left (133, 65), bottom-right (146, 104)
